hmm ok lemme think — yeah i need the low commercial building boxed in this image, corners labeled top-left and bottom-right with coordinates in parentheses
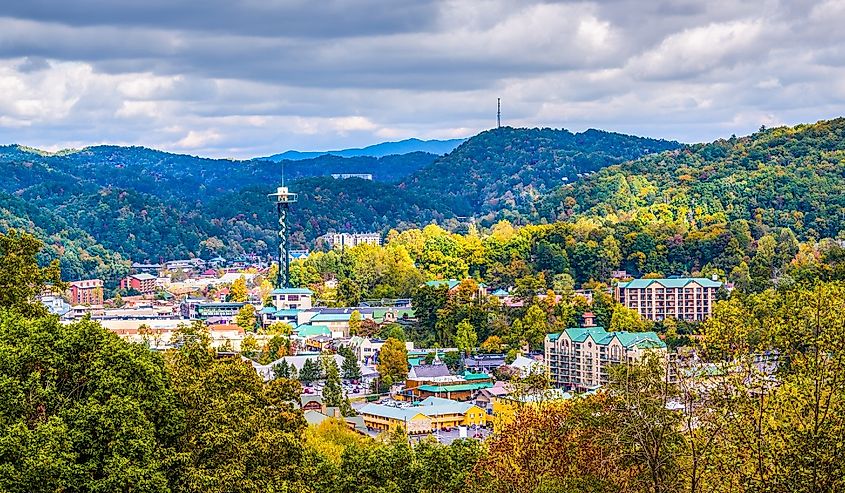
top-left (413, 382), bottom-right (493, 401)
top-left (360, 405), bottom-right (432, 434)
top-left (544, 326), bottom-right (667, 391)
top-left (193, 302), bottom-right (247, 322)
top-left (615, 277), bottom-right (722, 321)
top-left (360, 398), bottom-right (486, 434)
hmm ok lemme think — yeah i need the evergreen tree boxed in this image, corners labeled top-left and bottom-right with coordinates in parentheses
top-left (321, 354), bottom-right (353, 415)
top-left (341, 352), bottom-right (362, 381)
top-left (273, 359), bottom-right (293, 379)
top-left (299, 358), bottom-right (321, 385)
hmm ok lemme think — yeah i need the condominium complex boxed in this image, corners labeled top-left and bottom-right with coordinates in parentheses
top-left (68, 279), bottom-right (104, 305)
top-left (614, 277), bottom-right (722, 321)
top-left (318, 232), bottom-right (381, 248)
top-left (544, 326), bottom-right (667, 390)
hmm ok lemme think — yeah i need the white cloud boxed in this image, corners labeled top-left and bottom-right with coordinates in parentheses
top-left (0, 1), bottom-right (841, 157)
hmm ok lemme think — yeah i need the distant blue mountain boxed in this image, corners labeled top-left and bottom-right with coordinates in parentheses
top-left (261, 137), bottom-right (465, 161)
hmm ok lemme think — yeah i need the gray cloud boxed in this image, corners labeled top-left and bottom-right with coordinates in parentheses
top-left (0, 0), bottom-right (843, 157)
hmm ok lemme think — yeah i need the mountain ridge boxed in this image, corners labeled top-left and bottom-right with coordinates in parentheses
top-left (261, 137), bottom-right (466, 161)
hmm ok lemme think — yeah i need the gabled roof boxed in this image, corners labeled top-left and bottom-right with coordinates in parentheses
top-left (418, 402), bottom-right (476, 417)
top-left (509, 355), bottom-right (539, 369)
top-left (295, 324), bottom-right (332, 338)
top-left (409, 364), bottom-right (451, 379)
top-left (617, 277), bottom-right (722, 289)
top-left (425, 279), bottom-right (461, 290)
top-left (304, 410), bottom-right (331, 426)
top-left (490, 288), bottom-right (508, 296)
top-left (418, 396), bottom-right (456, 406)
top-left (550, 326), bottom-right (666, 349)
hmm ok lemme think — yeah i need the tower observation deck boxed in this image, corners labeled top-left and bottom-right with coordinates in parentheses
top-left (268, 185), bottom-right (297, 288)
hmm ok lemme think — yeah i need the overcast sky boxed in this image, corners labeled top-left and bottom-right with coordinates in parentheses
top-left (0, 0), bottom-right (843, 158)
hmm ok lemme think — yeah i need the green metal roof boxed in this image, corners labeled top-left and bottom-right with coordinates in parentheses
top-left (617, 277), bottom-right (722, 289)
top-left (417, 382), bottom-right (493, 393)
top-left (425, 279), bottom-right (488, 290)
top-left (548, 326), bottom-right (666, 349)
top-left (463, 371), bottom-right (490, 381)
top-left (295, 324), bottom-right (331, 337)
top-left (271, 287), bottom-right (314, 295)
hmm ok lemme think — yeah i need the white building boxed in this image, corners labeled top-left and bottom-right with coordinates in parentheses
top-left (318, 232), bottom-right (382, 248)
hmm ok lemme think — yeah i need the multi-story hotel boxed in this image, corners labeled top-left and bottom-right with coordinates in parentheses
top-left (119, 273), bottom-right (157, 295)
top-left (68, 279), bottom-right (104, 306)
top-left (317, 232), bottom-right (381, 248)
top-left (544, 326), bottom-right (667, 390)
top-left (614, 277), bottom-right (722, 322)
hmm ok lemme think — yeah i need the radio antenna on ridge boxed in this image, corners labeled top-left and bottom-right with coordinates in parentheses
top-left (497, 98), bottom-right (501, 128)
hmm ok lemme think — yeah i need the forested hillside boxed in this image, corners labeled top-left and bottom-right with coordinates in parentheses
top-left (6, 118), bottom-right (845, 284)
top-left (403, 127), bottom-right (679, 217)
top-left (538, 118), bottom-right (845, 239)
top-left (0, 127), bottom-right (674, 281)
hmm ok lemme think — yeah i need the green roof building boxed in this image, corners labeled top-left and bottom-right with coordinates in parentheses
top-left (614, 277), bottom-right (722, 322)
top-left (544, 326), bottom-right (668, 391)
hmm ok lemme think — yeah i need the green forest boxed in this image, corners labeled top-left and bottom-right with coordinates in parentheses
top-left (0, 127), bottom-right (677, 283)
top-left (7, 118), bottom-right (845, 291)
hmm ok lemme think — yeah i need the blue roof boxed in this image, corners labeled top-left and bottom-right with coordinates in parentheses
top-left (310, 313), bottom-right (351, 322)
top-left (491, 288), bottom-right (508, 296)
top-left (617, 277), bottom-right (722, 289)
top-left (271, 287), bottom-right (314, 295)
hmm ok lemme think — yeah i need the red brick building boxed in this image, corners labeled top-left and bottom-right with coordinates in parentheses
top-left (120, 273), bottom-right (157, 295)
top-left (68, 279), bottom-right (104, 305)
